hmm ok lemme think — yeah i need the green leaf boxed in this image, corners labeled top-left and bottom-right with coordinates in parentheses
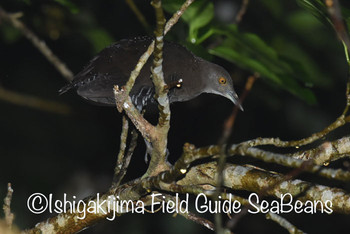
top-left (209, 25), bottom-right (317, 104)
top-left (163, 0), bottom-right (214, 42)
top-left (21, 0), bottom-right (31, 5)
top-left (295, 0), bottom-right (331, 26)
top-left (288, 10), bottom-right (324, 33)
top-left (261, 0), bottom-right (283, 18)
top-left (54, 0), bottom-right (79, 14)
top-left (272, 37), bottom-right (330, 87)
top-left (0, 24), bottom-right (22, 44)
top-left (82, 28), bottom-right (115, 53)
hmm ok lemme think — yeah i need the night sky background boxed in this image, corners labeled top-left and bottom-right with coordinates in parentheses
top-left (1, 0), bottom-right (350, 233)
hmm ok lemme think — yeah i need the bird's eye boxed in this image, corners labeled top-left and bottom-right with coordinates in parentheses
top-left (218, 77), bottom-right (227, 85)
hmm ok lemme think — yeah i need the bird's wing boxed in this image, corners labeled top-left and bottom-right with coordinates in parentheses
top-left (59, 37), bottom-right (153, 95)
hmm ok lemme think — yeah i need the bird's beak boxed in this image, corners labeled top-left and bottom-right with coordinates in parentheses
top-left (225, 90), bottom-right (244, 111)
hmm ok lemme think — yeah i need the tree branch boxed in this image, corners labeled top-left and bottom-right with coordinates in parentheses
top-left (125, 0), bottom-right (152, 33)
top-left (0, 6), bottom-right (74, 81)
top-left (0, 86), bottom-right (71, 115)
top-left (112, 117), bottom-right (139, 187)
top-left (214, 74), bottom-right (257, 233)
top-left (291, 136), bottom-right (350, 164)
top-left (3, 183), bottom-right (14, 229)
top-left (325, 0), bottom-right (350, 54)
top-left (178, 162), bottom-right (350, 214)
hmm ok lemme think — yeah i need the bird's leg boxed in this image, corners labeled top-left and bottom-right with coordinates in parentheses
top-left (164, 78), bottom-right (183, 91)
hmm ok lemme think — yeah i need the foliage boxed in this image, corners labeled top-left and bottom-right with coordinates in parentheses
top-left (1, 0), bottom-right (350, 233)
top-left (162, 0), bottom-right (349, 104)
top-left (3, 0), bottom-right (348, 104)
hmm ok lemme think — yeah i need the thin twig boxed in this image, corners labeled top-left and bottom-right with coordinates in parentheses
top-left (266, 213), bottom-right (305, 234)
top-left (186, 211), bottom-right (215, 231)
top-left (220, 193), bottom-right (304, 234)
top-left (164, 0), bottom-right (195, 34)
top-left (237, 60), bottom-right (350, 149)
top-left (112, 116), bottom-right (130, 187)
top-left (325, 0), bottom-right (350, 54)
top-left (0, 86), bottom-right (71, 115)
top-left (235, 0), bottom-right (250, 23)
top-left (113, 128), bottom-right (139, 186)
top-left (326, 0), bottom-right (350, 123)
top-left (215, 74), bottom-right (257, 233)
top-left (125, 0), bottom-right (152, 33)
top-left (3, 183), bottom-right (14, 228)
top-left (240, 146), bottom-right (350, 181)
top-left (161, 194), bottom-right (215, 231)
top-left (239, 115), bottom-right (350, 148)
top-left (220, 74), bottom-right (258, 145)
top-left (123, 0), bottom-right (195, 95)
top-left (0, 6), bottom-right (74, 81)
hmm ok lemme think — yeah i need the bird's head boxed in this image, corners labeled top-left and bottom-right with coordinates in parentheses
top-left (202, 62), bottom-right (243, 110)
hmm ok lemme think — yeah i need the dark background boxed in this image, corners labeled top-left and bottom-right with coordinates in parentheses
top-left (0, 0), bottom-right (349, 233)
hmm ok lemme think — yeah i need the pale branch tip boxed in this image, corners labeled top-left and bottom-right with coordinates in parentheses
top-left (3, 183), bottom-right (14, 228)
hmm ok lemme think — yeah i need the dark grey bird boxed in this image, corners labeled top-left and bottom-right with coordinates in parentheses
top-left (59, 36), bottom-right (241, 110)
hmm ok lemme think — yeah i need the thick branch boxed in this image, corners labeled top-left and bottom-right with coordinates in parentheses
top-left (26, 179), bottom-right (149, 233)
top-left (160, 140), bottom-right (350, 182)
top-left (25, 192), bottom-right (113, 233)
top-left (114, 86), bottom-right (155, 142)
top-left (157, 179), bottom-right (303, 233)
top-left (291, 136), bottom-right (350, 164)
top-left (142, 0), bottom-right (171, 175)
top-left (178, 162), bottom-right (350, 214)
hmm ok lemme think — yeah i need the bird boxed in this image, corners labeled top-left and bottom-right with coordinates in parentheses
top-left (59, 36), bottom-right (242, 111)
